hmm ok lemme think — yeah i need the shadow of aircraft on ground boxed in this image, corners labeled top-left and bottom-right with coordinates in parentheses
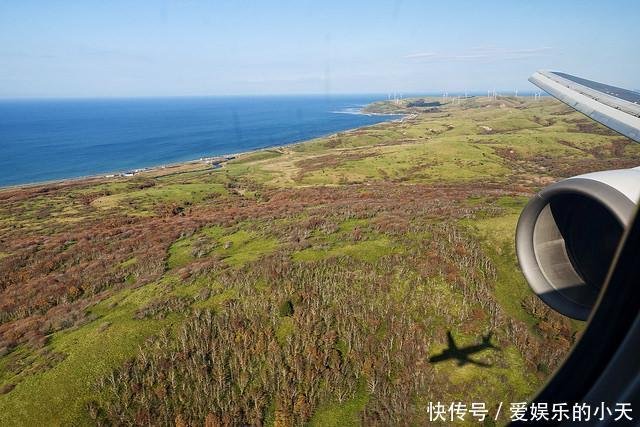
top-left (429, 331), bottom-right (499, 367)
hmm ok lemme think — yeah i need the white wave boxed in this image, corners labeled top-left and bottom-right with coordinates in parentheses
top-left (330, 107), bottom-right (369, 115)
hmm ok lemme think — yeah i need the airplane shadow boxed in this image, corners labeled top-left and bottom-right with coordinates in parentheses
top-left (429, 331), bottom-right (500, 367)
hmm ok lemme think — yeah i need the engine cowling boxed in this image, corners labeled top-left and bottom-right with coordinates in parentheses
top-left (516, 167), bottom-right (640, 320)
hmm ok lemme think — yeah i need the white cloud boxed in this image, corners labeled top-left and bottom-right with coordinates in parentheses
top-left (403, 52), bottom-right (438, 59)
top-left (404, 46), bottom-right (553, 62)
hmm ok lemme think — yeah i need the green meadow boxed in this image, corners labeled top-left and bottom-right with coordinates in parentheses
top-left (1, 96), bottom-right (638, 425)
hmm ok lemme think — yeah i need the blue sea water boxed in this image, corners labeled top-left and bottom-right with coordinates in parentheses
top-left (0, 95), bottom-right (401, 187)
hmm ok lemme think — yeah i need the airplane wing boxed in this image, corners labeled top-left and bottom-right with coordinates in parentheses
top-left (529, 71), bottom-right (640, 143)
top-left (446, 331), bottom-right (457, 350)
top-left (464, 357), bottom-right (492, 368)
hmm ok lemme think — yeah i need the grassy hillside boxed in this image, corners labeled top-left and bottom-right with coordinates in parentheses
top-left (1, 96), bottom-right (639, 425)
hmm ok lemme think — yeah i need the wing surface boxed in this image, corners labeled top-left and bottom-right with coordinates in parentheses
top-left (529, 70), bottom-right (640, 142)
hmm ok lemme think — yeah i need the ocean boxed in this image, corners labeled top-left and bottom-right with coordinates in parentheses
top-left (0, 95), bottom-right (401, 187)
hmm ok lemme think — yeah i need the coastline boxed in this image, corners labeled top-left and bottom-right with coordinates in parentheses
top-left (0, 108), bottom-right (409, 192)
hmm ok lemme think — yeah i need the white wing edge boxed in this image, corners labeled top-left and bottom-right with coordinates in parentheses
top-left (529, 71), bottom-right (640, 143)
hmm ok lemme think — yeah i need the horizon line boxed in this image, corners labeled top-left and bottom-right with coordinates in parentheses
top-left (0, 90), bottom-right (547, 101)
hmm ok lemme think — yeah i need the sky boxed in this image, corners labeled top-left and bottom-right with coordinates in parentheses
top-left (1, 0), bottom-right (639, 97)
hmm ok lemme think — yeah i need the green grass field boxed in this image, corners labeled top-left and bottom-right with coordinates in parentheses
top-left (1, 96), bottom-right (638, 425)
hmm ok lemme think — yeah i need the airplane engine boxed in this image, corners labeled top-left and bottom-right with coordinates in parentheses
top-left (516, 167), bottom-right (640, 320)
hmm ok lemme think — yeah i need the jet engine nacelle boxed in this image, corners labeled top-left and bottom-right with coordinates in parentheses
top-left (516, 167), bottom-right (640, 320)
